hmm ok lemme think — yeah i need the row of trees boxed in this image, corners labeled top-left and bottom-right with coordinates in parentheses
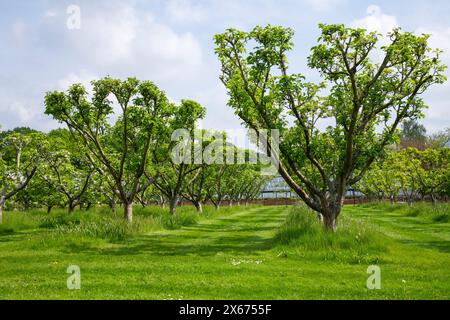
top-left (0, 78), bottom-right (270, 223)
top-left (356, 147), bottom-right (450, 204)
top-left (1, 24), bottom-right (447, 231)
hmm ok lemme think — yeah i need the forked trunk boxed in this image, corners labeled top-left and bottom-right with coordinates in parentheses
top-left (124, 203), bottom-right (133, 222)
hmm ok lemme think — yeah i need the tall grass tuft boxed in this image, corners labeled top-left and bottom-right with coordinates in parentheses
top-left (274, 204), bottom-right (387, 264)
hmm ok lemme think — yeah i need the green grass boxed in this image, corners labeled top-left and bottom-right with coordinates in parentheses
top-left (273, 205), bottom-right (387, 265)
top-left (0, 203), bottom-right (448, 299)
top-left (358, 202), bottom-right (449, 223)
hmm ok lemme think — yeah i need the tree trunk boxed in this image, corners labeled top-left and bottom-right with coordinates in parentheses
top-left (323, 213), bottom-right (337, 232)
top-left (317, 212), bottom-right (323, 222)
top-left (109, 199), bottom-right (117, 215)
top-left (169, 196), bottom-right (178, 215)
top-left (322, 199), bottom-right (342, 232)
top-left (431, 193), bottom-right (437, 206)
top-left (124, 203), bottom-right (133, 222)
top-left (0, 204), bottom-right (3, 224)
top-left (194, 201), bottom-right (203, 213)
top-left (68, 201), bottom-right (75, 214)
top-left (47, 206), bottom-right (53, 214)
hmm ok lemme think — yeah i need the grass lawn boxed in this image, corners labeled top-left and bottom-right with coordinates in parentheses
top-left (0, 204), bottom-right (448, 299)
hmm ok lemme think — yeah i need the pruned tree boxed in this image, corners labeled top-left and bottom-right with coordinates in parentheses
top-left (409, 148), bottom-right (450, 204)
top-left (41, 129), bottom-right (93, 213)
top-left (152, 100), bottom-right (206, 214)
top-left (45, 77), bottom-right (172, 222)
top-left (214, 24), bottom-right (446, 230)
top-left (0, 130), bottom-right (43, 223)
top-left (182, 164), bottom-right (208, 213)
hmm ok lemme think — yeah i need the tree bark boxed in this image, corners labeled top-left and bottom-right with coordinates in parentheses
top-left (322, 198), bottom-right (342, 232)
top-left (431, 193), bottom-right (437, 206)
top-left (68, 201), bottom-right (76, 214)
top-left (169, 196), bottom-right (178, 215)
top-left (124, 203), bottom-right (133, 222)
top-left (0, 204), bottom-right (3, 224)
top-left (194, 201), bottom-right (203, 213)
top-left (47, 206), bottom-right (53, 214)
top-left (317, 212), bottom-right (323, 222)
top-left (323, 212), bottom-right (337, 232)
top-left (109, 200), bottom-right (117, 215)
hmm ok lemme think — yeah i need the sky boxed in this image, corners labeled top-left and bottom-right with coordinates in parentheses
top-left (0, 0), bottom-right (449, 134)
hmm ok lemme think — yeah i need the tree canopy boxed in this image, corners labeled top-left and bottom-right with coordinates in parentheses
top-left (214, 24), bottom-right (447, 230)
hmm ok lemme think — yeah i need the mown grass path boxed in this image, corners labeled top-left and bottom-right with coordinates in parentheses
top-left (0, 205), bottom-right (448, 299)
top-left (345, 206), bottom-right (450, 254)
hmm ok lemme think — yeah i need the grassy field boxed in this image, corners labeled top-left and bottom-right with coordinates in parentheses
top-left (0, 203), bottom-right (448, 299)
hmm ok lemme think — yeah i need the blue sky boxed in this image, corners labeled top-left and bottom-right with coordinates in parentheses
top-left (0, 0), bottom-right (449, 133)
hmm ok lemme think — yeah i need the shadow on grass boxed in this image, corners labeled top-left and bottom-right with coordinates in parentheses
top-left (399, 239), bottom-right (450, 253)
top-left (62, 208), bottom-right (287, 257)
top-left (63, 228), bottom-right (275, 257)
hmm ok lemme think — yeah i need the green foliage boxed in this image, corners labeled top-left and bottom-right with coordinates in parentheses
top-left (0, 129), bottom-right (44, 209)
top-left (357, 148), bottom-right (450, 203)
top-left (44, 77), bottom-right (176, 221)
top-left (214, 23), bottom-right (447, 227)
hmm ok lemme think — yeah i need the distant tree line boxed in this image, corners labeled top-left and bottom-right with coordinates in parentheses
top-left (355, 120), bottom-right (450, 205)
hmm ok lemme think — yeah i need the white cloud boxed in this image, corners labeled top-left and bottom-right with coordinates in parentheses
top-left (166, 0), bottom-right (208, 23)
top-left (57, 70), bottom-right (98, 91)
top-left (67, 4), bottom-right (203, 79)
top-left (76, 6), bottom-right (138, 64)
top-left (304, 0), bottom-right (345, 12)
top-left (352, 5), bottom-right (399, 35)
top-left (8, 101), bottom-right (36, 123)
